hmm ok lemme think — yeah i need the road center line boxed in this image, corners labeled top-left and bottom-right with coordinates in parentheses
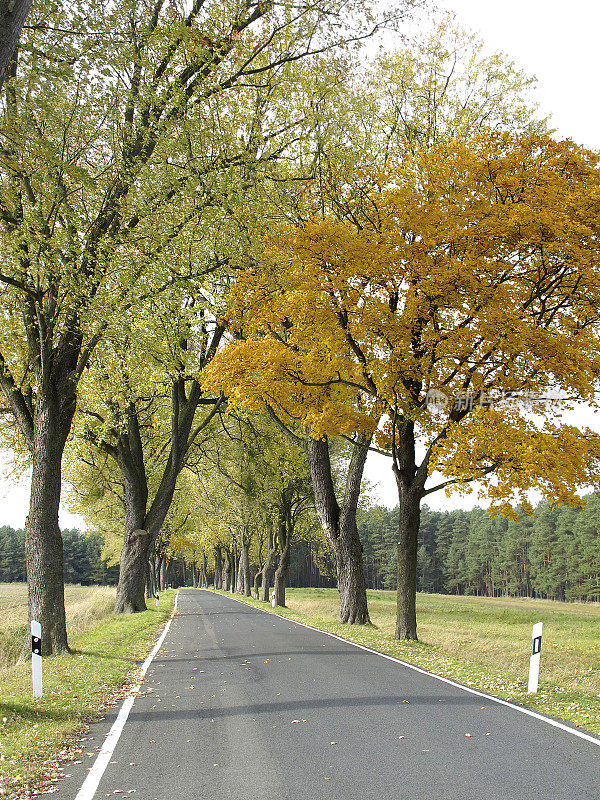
top-left (74, 591), bottom-right (179, 800)
top-left (210, 590), bottom-right (600, 750)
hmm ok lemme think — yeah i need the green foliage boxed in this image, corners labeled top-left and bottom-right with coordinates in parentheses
top-left (357, 495), bottom-right (600, 602)
top-left (0, 526), bottom-right (118, 585)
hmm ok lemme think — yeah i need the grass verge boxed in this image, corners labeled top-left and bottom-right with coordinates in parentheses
top-left (211, 587), bottom-right (600, 737)
top-left (0, 590), bottom-right (175, 798)
top-left (0, 584), bottom-right (118, 672)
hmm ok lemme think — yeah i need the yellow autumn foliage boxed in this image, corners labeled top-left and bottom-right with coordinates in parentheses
top-left (205, 131), bottom-right (600, 506)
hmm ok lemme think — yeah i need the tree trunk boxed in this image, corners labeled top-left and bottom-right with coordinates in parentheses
top-left (214, 547), bottom-right (222, 589)
top-left (222, 550), bottom-right (230, 591)
top-left (253, 569), bottom-right (262, 598)
top-left (24, 392), bottom-right (74, 655)
top-left (159, 557), bottom-right (167, 591)
top-left (241, 540), bottom-right (251, 596)
top-left (113, 413), bottom-right (151, 613)
top-left (115, 530), bottom-right (152, 612)
top-left (145, 559), bottom-right (156, 599)
top-left (307, 435), bottom-right (371, 624)
top-left (260, 543), bottom-right (276, 602)
top-left (395, 489), bottom-right (421, 640)
top-left (202, 551), bottom-right (208, 588)
top-left (335, 514), bottom-right (371, 624)
top-left (0, 0), bottom-right (32, 91)
top-left (393, 420), bottom-right (425, 641)
top-left (273, 540), bottom-right (290, 607)
top-left (236, 549), bottom-right (244, 593)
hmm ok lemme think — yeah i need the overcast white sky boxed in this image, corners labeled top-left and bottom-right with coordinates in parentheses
top-left (2, 0), bottom-right (600, 526)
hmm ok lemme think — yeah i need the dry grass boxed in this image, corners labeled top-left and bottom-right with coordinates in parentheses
top-left (0, 583), bottom-right (117, 671)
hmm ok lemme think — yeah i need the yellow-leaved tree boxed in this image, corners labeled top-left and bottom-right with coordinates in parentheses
top-left (204, 131), bottom-right (600, 639)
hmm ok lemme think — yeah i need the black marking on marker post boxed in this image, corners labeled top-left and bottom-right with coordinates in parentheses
top-left (32, 635), bottom-right (41, 655)
top-left (532, 635), bottom-right (542, 656)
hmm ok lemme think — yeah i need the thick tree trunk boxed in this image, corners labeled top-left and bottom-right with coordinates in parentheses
top-left (260, 545), bottom-right (276, 602)
top-left (335, 515), bottom-right (371, 624)
top-left (307, 435), bottom-right (371, 624)
top-left (201, 551), bottom-right (208, 588)
top-left (145, 559), bottom-right (156, 599)
top-left (0, 0), bottom-right (32, 91)
top-left (241, 540), bottom-right (251, 596)
top-left (24, 393), bottom-right (73, 655)
top-left (115, 530), bottom-right (152, 612)
top-left (114, 413), bottom-right (151, 613)
top-left (221, 550), bottom-right (230, 591)
top-left (214, 547), bottom-right (222, 589)
top-left (236, 550), bottom-right (244, 593)
top-left (231, 547), bottom-right (237, 592)
top-left (253, 569), bottom-right (262, 598)
top-left (393, 420), bottom-right (426, 641)
top-left (273, 540), bottom-right (290, 607)
top-left (395, 490), bottom-right (421, 640)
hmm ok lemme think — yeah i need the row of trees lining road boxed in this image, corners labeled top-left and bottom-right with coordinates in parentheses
top-left (0, 0), bottom-right (407, 654)
top-left (359, 497), bottom-right (600, 602)
top-left (203, 131), bottom-right (600, 639)
top-left (3, 2), bottom-right (600, 649)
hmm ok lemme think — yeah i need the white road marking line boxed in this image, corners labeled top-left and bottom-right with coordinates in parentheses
top-left (205, 589), bottom-right (600, 750)
top-left (74, 590), bottom-right (180, 800)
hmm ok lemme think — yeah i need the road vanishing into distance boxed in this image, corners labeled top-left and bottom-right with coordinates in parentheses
top-left (57, 589), bottom-right (600, 800)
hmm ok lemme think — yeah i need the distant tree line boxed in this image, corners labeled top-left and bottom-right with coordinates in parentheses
top-left (4, 492), bottom-right (600, 603)
top-left (357, 495), bottom-right (600, 602)
top-left (223, 495), bottom-right (600, 603)
top-left (0, 527), bottom-right (119, 585)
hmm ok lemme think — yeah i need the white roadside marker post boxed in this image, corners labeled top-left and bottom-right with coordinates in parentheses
top-left (31, 620), bottom-right (42, 698)
top-left (528, 622), bottom-right (543, 694)
top-left (272, 592), bottom-right (276, 608)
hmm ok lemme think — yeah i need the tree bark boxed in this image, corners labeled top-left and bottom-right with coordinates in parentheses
top-left (24, 391), bottom-right (74, 656)
top-left (241, 538), bottom-right (251, 596)
top-left (395, 490), bottom-right (421, 639)
top-left (393, 421), bottom-right (426, 641)
top-left (335, 514), bottom-right (371, 625)
top-left (214, 547), bottom-right (222, 589)
top-left (236, 548), bottom-right (244, 593)
top-left (221, 549), bottom-right (231, 591)
top-left (273, 540), bottom-right (290, 606)
top-left (0, 0), bottom-right (32, 91)
top-left (115, 530), bottom-right (152, 612)
top-left (253, 568), bottom-right (262, 598)
top-left (260, 530), bottom-right (277, 602)
top-left (307, 435), bottom-right (371, 624)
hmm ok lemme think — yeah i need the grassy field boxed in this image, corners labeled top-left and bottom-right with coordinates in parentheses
top-left (215, 587), bottom-right (600, 736)
top-left (0, 583), bottom-right (117, 671)
top-left (0, 584), bottom-right (175, 798)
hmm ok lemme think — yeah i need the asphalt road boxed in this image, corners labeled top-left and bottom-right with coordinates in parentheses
top-left (57, 589), bottom-right (600, 800)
